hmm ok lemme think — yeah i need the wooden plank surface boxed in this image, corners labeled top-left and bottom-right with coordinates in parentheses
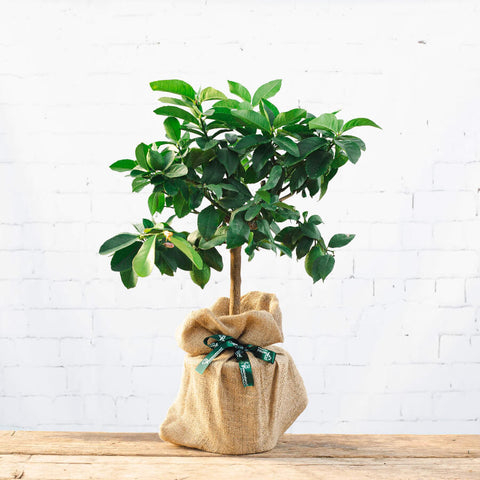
top-left (0, 432), bottom-right (479, 480)
top-left (1, 431), bottom-right (479, 458)
top-left (1, 455), bottom-right (480, 480)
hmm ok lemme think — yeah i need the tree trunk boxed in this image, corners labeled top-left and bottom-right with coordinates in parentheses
top-left (229, 247), bottom-right (241, 315)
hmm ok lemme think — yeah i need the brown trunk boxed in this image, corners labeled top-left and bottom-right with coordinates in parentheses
top-left (229, 247), bottom-right (242, 315)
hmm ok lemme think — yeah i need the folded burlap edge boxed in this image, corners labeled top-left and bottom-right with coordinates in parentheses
top-left (176, 291), bottom-right (284, 356)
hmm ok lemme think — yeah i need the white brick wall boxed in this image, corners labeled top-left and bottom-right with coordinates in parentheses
top-left (0, 0), bottom-right (479, 434)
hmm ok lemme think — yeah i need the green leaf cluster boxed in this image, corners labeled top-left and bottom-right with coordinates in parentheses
top-left (102, 79), bottom-right (380, 287)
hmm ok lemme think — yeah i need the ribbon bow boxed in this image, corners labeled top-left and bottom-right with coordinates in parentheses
top-left (195, 334), bottom-right (276, 387)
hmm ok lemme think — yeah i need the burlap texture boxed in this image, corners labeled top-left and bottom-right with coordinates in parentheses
top-left (159, 291), bottom-right (308, 454)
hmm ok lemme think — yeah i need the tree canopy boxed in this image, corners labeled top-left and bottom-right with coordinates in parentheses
top-left (99, 79), bottom-right (380, 289)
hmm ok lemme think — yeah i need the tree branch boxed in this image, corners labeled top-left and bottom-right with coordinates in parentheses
top-left (279, 191), bottom-right (294, 202)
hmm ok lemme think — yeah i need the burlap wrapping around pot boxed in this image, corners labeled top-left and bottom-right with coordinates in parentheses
top-left (159, 291), bottom-right (308, 455)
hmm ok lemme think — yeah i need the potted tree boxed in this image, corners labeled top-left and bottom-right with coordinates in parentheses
top-left (99, 79), bottom-right (379, 454)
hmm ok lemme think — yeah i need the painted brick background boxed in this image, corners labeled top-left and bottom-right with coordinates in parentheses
top-left (0, 0), bottom-right (479, 433)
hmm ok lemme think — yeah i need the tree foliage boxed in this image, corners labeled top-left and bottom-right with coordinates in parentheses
top-left (100, 79), bottom-right (380, 288)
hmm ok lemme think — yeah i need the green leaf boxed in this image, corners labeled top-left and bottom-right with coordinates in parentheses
top-left (256, 218), bottom-right (273, 240)
top-left (201, 159), bottom-right (225, 184)
top-left (130, 168), bottom-right (147, 177)
top-left (224, 179), bottom-right (251, 198)
top-left (273, 136), bottom-right (299, 156)
top-left (297, 137), bottom-right (330, 160)
top-left (184, 148), bottom-right (216, 169)
top-left (195, 137), bottom-right (217, 150)
top-left (306, 178), bottom-right (321, 197)
top-left (153, 106), bottom-right (199, 125)
top-left (111, 242), bottom-right (142, 272)
top-left (135, 143), bottom-right (150, 170)
top-left (260, 98), bottom-right (279, 117)
top-left (109, 159), bottom-right (136, 172)
top-left (311, 254), bottom-right (335, 282)
top-left (320, 167), bottom-right (338, 199)
top-left (328, 233), bottom-right (355, 248)
top-left (205, 107), bottom-right (248, 129)
top-left (132, 235), bottom-right (156, 277)
top-left (214, 99), bottom-right (241, 109)
top-left (173, 192), bottom-right (189, 218)
top-left (255, 190), bottom-right (271, 203)
top-left (147, 149), bottom-right (175, 171)
top-left (170, 234), bottom-right (203, 269)
top-left (234, 134), bottom-right (270, 151)
top-left (296, 236), bottom-right (313, 260)
top-left (198, 205), bottom-right (224, 240)
top-left (190, 263), bottom-right (211, 289)
top-left (252, 79), bottom-right (282, 106)
top-left (187, 230), bottom-right (202, 246)
top-left (282, 123), bottom-right (311, 136)
top-left (120, 268), bottom-right (138, 289)
top-left (260, 99), bottom-right (276, 126)
top-left (275, 226), bottom-right (302, 247)
top-left (150, 79), bottom-right (196, 100)
top-left (261, 165), bottom-right (282, 191)
top-left (342, 117), bottom-right (381, 132)
top-left (245, 204), bottom-right (262, 221)
top-left (161, 150), bottom-right (176, 170)
top-left (132, 176), bottom-right (149, 193)
top-left (133, 223), bottom-right (145, 234)
top-left (275, 243), bottom-right (292, 257)
top-left (99, 233), bottom-right (139, 255)
top-left (148, 191), bottom-right (165, 215)
top-left (217, 149), bottom-right (239, 176)
top-left (274, 202), bottom-right (300, 221)
top-left (199, 87), bottom-right (227, 102)
top-left (226, 213), bottom-right (250, 249)
top-left (289, 164), bottom-right (307, 191)
top-left (198, 226), bottom-right (228, 249)
top-left (309, 113), bottom-right (339, 133)
top-left (157, 96), bottom-right (194, 108)
top-left (164, 117), bottom-right (181, 142)
top-left (305, 149), bottom-right (332, 179)
top-left (219, 185), bottom-right (252, 209)
top-left (143, 218), bottom-right (154, 229)
top-left (155, 250), bottom-right (175, 276)
top-left (334, 137), bottom-right (362, 164)
top-left (201, 247), bottom-right (223, 272)
top-left (309, 215), bottom-right (323, 225)
top-left (232, 110), bottom-right (271, 132)
top-left (172, 251), bottom-right (192, 272)
top-left (168, 246), bottom-right (192, 270)
top-left (227, 80), bottom-right (251, 102)
top-left (252, 143), bottom-right (275, 172)
top-left (164, 163), bottom-right (188, 178)
top-left (161, 178), bottom-right (178, 195)
top-left (273, 108), bottom-right (306, 128)
top-left (300, 222), bottom-right (321, 240)
top-left (331, 153), bottom-right (349, 169)
top-left (305, 245), bottom-right (323, 277)
top-left (338, 135), bottom-right (366, 151)
top-left (206, 183), bottom-right (222, 199)
top-left (146, 149), bottom-right (162, 170)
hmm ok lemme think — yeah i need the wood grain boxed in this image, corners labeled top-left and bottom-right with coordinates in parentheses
top-left (1, 455), bottom-right (479, 480)
top-left (0, 432), bottom-right (479, 480)
top-left (1, 432), bottom-right (478, 458)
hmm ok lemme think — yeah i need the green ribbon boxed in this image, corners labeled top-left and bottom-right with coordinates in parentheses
top-left (195, 334), bottom-right (276, 387)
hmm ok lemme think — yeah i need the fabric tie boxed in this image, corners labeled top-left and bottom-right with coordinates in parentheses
top-left (195, 334), bottom-right (276, 387)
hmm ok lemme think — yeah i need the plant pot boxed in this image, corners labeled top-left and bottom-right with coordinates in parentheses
top-left (159, 291), bottom-right (308, 454)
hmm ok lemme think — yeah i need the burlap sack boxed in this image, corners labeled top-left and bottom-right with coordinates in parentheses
top-left (159, 291), bottom-right (308, 454)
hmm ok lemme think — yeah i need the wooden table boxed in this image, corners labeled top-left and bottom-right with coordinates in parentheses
top-left (1, 431), bottom-right (479, 479)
